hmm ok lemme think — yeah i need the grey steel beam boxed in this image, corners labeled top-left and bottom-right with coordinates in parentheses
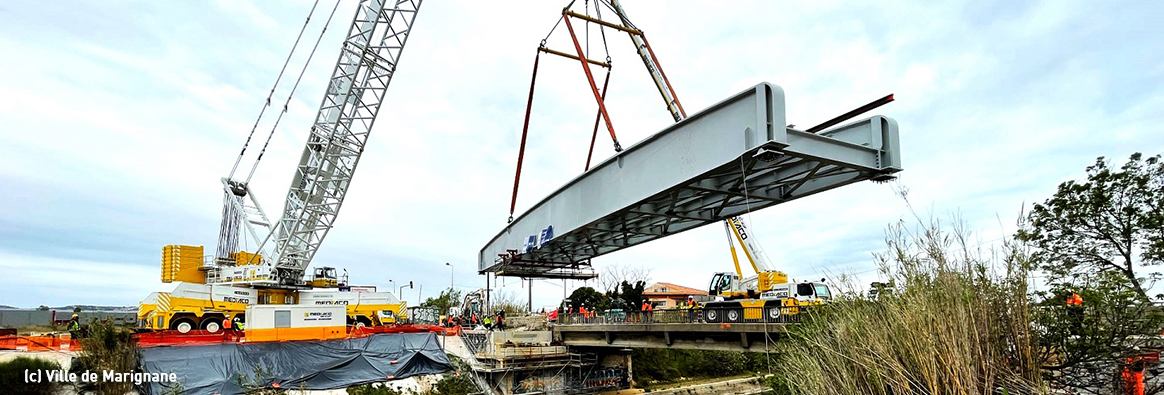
top-left (480, 82), bottom-right (901, 275)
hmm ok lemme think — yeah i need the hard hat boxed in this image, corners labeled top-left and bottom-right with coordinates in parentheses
top-left (72, 314), bottom-right (78, 318)
top-left (688, 295), bottom-right (694, 299)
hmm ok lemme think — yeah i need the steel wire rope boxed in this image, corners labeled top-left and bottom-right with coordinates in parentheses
top-left (229, 0), bottom-right (323, 179)
top-left (737, 155), bottom-right (776, 267)
top-left (244, 0), bottom-right (345, 184)
top-left (739, 155), bottom-right (780, 376)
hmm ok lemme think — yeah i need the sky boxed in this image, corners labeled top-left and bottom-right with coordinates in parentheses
top-left (1, 1), bottom-right (1161, 310)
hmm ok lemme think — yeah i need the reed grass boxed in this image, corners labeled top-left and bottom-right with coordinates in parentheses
top-left (775, 215), bottom-right (1043, 394)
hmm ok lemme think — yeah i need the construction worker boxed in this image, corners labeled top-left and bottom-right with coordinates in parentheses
top-left (579, 304), bottom-right (590, 324)
top-left (233, 317), bottom-right (245, 331)
top-left (67, 314), bottom-right (81, 338)
top-left (1067, 291), bottom-right (1083, 307)
top-left (640, 300), bottom-right (653, 323)
top-left (683, 296), bottom-right (698, 322)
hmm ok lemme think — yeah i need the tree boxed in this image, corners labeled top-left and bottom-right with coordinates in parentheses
top-left (604, 280), bottom-right (646, 311)
top-left (1018, 153), bottom-right (1164, 393)
top-left (421, 288), bottom-right (463, 316)
top-left (1018, 153), bottom-right (1164, 301)
top-left (1033, 271), bottom-right (1164, 394)
top-left (567, 287), bottom-right (606, 311)
top-left (489, 291), bottom-right (527, 316)
top-left (597, 263), bottom-right (652, 294)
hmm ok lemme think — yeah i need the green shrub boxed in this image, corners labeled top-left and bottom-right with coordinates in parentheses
top-left (0, 356), bottom-right (63, 395)
top-left (70, 320), bottom-right (139, 395)
top-left (347, 383), bottom-right (410, 395)
top-left (632, 348), bottom-right (769, 386)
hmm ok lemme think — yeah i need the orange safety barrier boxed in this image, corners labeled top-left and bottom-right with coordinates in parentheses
top-left (134, 330), bottom-right (243, 348)
top-left (0, 335), bottom-right (78, 352)
top-left (441, 326), bottom-right (462, 336)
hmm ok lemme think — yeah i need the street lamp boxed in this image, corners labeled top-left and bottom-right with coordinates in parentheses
top-left (388, 279), bottom-right (394, 293)
top-left (445, 262), bottom-right (454, 291)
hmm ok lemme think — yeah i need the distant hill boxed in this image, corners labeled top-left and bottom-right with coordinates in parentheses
top-left (0, 305), bottom-right (135, 311)
top-left (52, 305), bottom-right (136, 312)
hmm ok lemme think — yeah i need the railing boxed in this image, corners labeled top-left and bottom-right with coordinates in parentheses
top-left (556, 306), bottom-right (808, 325)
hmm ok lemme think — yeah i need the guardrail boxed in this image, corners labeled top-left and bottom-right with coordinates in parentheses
top-left (556, 306), bottom-right (808, 325)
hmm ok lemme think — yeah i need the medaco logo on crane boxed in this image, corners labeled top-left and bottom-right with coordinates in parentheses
top-left (730, 217), bottom-right (750, 240)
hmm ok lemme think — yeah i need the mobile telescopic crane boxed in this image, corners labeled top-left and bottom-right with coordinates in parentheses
top-left (704, 217), bottom-right (832, 323)
top-left (139, 0), bottom-right (424, 334)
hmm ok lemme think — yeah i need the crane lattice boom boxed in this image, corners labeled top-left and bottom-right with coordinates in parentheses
top-left (271, 0), bottom-right (423, 284)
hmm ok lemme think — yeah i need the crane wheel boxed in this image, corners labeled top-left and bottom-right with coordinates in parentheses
top-left (726, 309), bottom-right (743, 323)
top-left (171, 318), bottom-right (197, 334)
top-left (201, 318), bottom-right (223, 333)
top-left (765, 307), bottom-right (782, 323)
top-left (702, 309), bottom-right (720, 323)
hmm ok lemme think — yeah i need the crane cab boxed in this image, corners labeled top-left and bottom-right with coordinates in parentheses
top-left (308, 267), bottom-right (345, 288)
top-left (761, 281), bottom-right (832, 305)
top-left (708, 272), bottom-right (747, 299)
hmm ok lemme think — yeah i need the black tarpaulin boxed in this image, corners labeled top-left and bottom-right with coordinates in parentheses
top-left (137, 332), bottom-right (451, 395)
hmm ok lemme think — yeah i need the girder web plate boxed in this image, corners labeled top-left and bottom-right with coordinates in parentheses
top-left (479, 82), bottom-right (902, 277)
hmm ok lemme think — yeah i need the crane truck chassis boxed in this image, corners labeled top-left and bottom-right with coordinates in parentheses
top-left (138, 280), bottom-right (407, 334)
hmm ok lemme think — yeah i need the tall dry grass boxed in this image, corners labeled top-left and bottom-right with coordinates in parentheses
top-left (775, 214), bottom-right (1043, 395)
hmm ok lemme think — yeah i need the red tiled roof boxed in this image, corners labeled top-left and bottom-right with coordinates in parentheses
top-left (643, 282), bottom-right (708, 296)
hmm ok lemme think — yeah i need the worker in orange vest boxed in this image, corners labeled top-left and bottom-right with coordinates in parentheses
top-left (1066, 289), bottom-right (1084, 335)
top-left (1067, 291), bottom-right (1083, 306)
top-left (641, 300), bottom-right (653, 323)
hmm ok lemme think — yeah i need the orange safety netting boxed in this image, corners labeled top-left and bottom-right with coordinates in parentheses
top-left (0, 335), bottom-right (78, 352)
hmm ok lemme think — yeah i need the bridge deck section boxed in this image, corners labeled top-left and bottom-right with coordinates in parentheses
top-left (480, 82), bottom-right (901, 278)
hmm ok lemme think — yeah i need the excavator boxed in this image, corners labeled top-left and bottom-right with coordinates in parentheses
top-left (447, 289), bottom-right (486, 328)
top-left (138, 0), bottom-right (423, 335)
top-left (702, 216), bottom-right (832, 323)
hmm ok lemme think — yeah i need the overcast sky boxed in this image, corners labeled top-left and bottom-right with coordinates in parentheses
top-left (1, 1), bottom-right (1161, 310)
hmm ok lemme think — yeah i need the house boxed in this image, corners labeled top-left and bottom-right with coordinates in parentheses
top-left (643, 282), bottom-right (708, 309)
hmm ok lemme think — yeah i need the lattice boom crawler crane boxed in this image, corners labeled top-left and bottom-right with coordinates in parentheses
top-left (139, 0), bottom-right (424, 335)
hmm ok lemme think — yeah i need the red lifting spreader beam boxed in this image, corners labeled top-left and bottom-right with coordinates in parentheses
top-left (563, 11), bottom-right (622, 152)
